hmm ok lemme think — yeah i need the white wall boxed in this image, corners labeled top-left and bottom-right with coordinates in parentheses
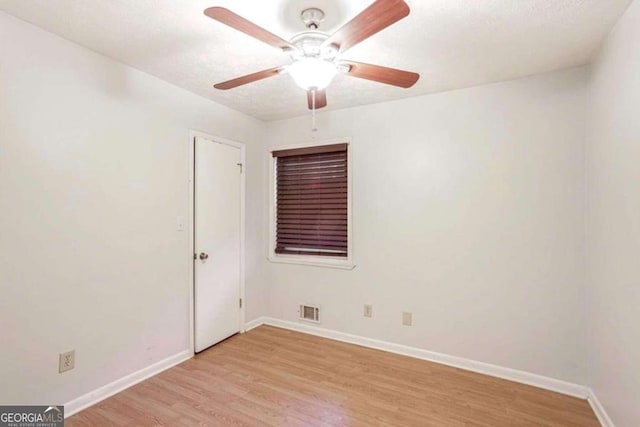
top-left (586, 0), bottom-right (640, 424)
top-left (0, 13), bottom-right (266, 405)
top-left (8, 2), bottom-right (638, 416)
top-left (264, 67), bottom-right (588, 384)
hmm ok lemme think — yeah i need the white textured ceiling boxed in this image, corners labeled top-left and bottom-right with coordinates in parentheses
top-left (0, 0), bottom-right (632, 121)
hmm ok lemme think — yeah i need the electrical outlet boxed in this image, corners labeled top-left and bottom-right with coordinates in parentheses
top-left (59, 350), bottom-right (75, 373)
top-left (364, 304), bottom-right (373, 318)
top-left (402, 312), bottom-right (412, 326)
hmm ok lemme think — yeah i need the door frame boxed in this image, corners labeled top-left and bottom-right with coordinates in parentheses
top-left (188, 129), bottom-right (246, 355)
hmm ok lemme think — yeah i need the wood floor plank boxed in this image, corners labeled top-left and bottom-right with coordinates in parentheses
top-left (67, 325), bottom-right (599, 426)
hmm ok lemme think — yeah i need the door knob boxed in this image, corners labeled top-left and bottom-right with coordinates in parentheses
top-left (199, 252), bottom-right (209, 260)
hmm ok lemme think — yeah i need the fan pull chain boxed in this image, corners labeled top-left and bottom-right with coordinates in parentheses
top-left (311, 89), bottom-right (318, 132)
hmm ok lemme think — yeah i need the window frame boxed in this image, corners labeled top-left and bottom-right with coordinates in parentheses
top-left (268, 138), bottom-right (354, 270)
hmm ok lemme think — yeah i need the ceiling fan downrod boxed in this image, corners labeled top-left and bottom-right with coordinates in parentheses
top-left (301, 8), bottom-right (325, 30)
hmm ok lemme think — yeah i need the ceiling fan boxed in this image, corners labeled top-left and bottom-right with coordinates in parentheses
top-left (204, 0), bottom-right (420, 111)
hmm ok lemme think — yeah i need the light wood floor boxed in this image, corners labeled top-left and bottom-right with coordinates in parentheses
top-left (68, 325), bottom-right (599, 426)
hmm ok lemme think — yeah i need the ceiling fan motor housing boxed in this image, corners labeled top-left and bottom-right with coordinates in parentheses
top-left (289, 31), bottom-right (337, 61)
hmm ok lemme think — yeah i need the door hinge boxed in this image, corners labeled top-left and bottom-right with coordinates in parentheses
top-left (237, 163), bottom-right (243, 173)
top-left (239, 298), bottom-right (243, 309)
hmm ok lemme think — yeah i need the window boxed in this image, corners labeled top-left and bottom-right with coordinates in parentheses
top-left (269, 140), bottom-right (353, 269)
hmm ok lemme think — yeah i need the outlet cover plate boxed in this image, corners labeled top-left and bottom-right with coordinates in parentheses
top-left (402, 312), bottom-right (412, 326)
top-left (364, 304), bottom-right (372, 318)
top-left (59, 350), bottom-right (75, 373)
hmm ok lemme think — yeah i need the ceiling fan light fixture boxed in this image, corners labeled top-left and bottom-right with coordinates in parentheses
top-left (288, 58), bottom-right (337, 90)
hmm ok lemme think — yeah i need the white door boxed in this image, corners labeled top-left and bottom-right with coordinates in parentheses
top-left (194, 136), bottom-right (242, 353)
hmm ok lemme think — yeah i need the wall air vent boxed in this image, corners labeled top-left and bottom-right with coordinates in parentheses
top-left (298, 304), bottom-right (320, 323)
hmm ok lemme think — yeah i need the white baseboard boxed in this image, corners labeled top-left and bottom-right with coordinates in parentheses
top-left (244, 316), bottom-right (267, 332)
top-left (62, 320), bottom-right (605, 422)
top-left (247, 317), bottom-right (589, 400)
top-left (587, 388), bottom-right (615, 427)
top-left (64, 349), bottom-right (192, 418)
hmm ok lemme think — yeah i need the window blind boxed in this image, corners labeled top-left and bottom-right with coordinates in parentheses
top-left (273, 143), bottom-right (348, 257)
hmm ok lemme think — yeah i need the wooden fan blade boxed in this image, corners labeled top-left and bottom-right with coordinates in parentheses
top-left (342, 61), bottom-right (419, 88)
top-left (323, 0), bottom-right (410, 53)
top-left (204, 7), bottom-right (296, 52)
top-left (307, 89), bottom-right (328, 109)
top-left (214, 67), bottom-right (283, 90)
